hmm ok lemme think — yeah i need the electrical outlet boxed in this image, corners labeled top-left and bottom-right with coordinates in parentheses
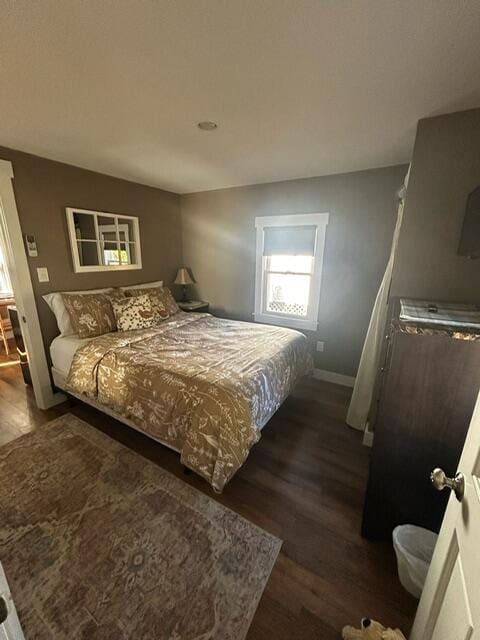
top-left (36, 267), bottom-right (49, 283)
top-left (316, 341), bottom-right (325, 352)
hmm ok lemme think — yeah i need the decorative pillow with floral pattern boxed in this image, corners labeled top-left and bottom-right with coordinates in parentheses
top-left (159, 287), bottom-right (180, 315)
top-left (124, 287), bottom-right (169, 322)
top-left (62, 291), bottom-right (120, 338)
top-left (111, 294), bottom-right (156, 331)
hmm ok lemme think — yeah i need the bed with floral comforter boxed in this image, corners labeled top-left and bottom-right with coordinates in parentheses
top-left (66, 312), bottom-right (312, 491)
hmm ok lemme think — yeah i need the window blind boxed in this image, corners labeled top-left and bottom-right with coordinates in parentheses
top-left (263, 225), bottom-right (316, 256)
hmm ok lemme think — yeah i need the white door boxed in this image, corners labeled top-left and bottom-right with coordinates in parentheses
top-left (411, 391), bottom-right (480, 640)
top-left (0, 563), bottom-right (24, 640)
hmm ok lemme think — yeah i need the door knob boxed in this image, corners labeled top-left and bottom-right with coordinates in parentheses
top-left (431, 468), bottom-right (465, 501)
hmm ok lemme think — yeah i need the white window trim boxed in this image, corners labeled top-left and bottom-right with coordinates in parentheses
top-left (254, 212), bottom-right (329, 331)
top-left (66, 207), bottom-right (142, 273)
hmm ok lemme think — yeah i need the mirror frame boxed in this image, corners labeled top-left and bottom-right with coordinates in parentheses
top-left (66, 207), bottom-right (142, 273)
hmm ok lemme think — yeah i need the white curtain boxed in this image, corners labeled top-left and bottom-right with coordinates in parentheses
top-left (346, 167), bottom-right (410, 430)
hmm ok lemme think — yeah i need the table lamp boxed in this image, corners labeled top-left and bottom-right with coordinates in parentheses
top-left (174, 267), bottom-right (196, 301)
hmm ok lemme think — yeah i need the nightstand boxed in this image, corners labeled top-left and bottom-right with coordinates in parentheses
top-left (178, 300), bottom-right (209, 312)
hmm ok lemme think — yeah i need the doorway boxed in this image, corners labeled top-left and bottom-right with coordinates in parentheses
top-left (0, 228), bottom-right (18, 367)
top-left (0, 159), bottom-right (64, 410)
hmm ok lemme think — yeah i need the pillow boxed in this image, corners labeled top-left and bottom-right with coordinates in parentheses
top-left (124, 287), bottom-right (169, 322)
top-left (43, 287), bottom-right (124, 336)
top-left (159, 287), bottom-right (180, 315)
top-left (120, 280), bottom-right (163, 292)
top-left (61, 292), bottom-right (118, 338)
top-left (111, 294), bottom-right (156, 331)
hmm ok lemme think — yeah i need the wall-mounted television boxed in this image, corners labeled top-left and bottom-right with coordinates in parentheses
top-left (458, 186), bottom-right (480, 258)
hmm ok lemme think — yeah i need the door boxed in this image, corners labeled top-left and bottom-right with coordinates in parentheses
top-left (0, 563), bottom-right (25, 640)
top-left (411, 390), bottom-right (480, 640)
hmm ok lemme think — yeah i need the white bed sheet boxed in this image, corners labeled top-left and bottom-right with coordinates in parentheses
top-left (49, 334), bottom-right (92, 376)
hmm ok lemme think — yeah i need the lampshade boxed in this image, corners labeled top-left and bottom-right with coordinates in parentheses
top-left (174, 267), bottom-right (195, 285)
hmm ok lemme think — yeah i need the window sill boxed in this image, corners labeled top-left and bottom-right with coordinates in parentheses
top-left (253, 312), bottom-right (317, 332)
top-left (72, 264), bottom-right (142, 273)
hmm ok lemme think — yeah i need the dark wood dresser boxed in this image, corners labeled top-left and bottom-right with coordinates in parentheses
top-left (362, 309), bottom-right (480, 540)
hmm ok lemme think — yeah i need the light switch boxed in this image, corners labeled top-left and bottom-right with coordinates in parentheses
top-left (36, 267), bottom-right (49, 283)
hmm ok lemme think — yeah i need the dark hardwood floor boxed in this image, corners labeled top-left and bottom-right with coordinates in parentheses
top-left (0, 360), bottom-right (417, 638)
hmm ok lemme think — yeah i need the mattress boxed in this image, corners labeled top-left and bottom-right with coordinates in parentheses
top-left (49, 334), bottom-right (93, 375)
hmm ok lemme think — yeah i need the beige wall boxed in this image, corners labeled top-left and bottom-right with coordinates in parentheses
top-left (0, 147), bottom-right (182, 355)
top-left (181, 165), bottom-right (407, 377)
top-left (391, 108), bottom-right (480, 302)
top-left (4, 107), bottom-right (478, 383)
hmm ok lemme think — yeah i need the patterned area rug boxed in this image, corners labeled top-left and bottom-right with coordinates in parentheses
top-left (0, 414), bottom-right (281, 639)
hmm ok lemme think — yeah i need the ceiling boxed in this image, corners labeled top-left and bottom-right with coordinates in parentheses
top-left (1, 1), bottom-right (480, 194)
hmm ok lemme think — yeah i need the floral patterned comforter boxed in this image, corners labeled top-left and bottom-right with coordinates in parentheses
top-left (66, 312), bottom-right (312, 491)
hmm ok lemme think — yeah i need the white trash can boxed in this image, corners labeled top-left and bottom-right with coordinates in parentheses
top-left (392, 525), bottom-right (438, 598)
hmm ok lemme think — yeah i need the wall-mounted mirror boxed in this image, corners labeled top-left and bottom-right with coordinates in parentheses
top-left (66, 208), bottom-right (142, 272)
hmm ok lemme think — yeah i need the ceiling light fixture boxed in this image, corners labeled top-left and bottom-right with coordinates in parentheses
top-left (197, 121), bottom-right (217, 131)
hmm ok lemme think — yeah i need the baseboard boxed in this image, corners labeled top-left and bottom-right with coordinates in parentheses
top-left (312, 368), bottom-right (356, 388)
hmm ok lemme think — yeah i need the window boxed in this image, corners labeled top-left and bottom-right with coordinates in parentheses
top-left (98, 223), bottom-right (133, 266)
top-left (66, 208), bottom-right (142, 273)
top-left (254, 213), bottom-right (329, 330)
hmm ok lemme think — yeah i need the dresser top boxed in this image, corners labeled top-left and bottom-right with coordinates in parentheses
top-left (393, 298), bottom-right (480, 340)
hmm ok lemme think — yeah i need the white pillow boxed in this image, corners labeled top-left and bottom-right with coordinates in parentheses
top-left (120, 280), bottom-right (163, 292)
top-left (43, 287), bottom-right (117, 336)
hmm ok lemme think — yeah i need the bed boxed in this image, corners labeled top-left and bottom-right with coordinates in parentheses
top-left (51, 310), bottom-right (312, 492)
